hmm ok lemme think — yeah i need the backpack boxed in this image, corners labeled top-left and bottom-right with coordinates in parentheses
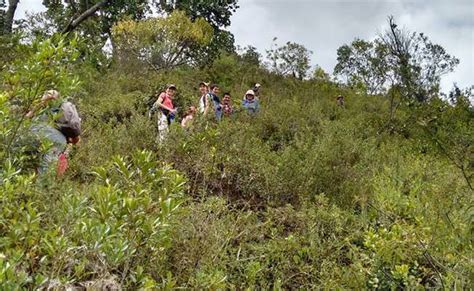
top-left (207, 93), bottom-right (222, 110)
top-left (56, 101), bottom-right (82, 138)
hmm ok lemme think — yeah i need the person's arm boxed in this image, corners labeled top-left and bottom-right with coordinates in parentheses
top-left (25, 110), bottom-right (35, 118)
top-left (25, 99), bottom-right (48, 118)
top-left (181, 115), bottom-right (192, 127)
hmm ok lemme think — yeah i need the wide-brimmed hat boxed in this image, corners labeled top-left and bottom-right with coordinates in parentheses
top-left (167, 84), bottom-right (177, 90)
top-left (245, 89), bottom-right (255, 96)
top-left (255, 83), bottom-right (261, 88)
top-left (199, 81), bottom-right (210, 87)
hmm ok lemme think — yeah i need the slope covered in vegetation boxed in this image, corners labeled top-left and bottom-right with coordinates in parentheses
top-left (1, 4), bottom-right (473, 289)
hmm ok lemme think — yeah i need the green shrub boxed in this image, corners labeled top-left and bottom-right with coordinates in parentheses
top-left (0, 150), bottom-right (185, 289)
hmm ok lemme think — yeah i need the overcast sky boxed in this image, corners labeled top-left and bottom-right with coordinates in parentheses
top-left (16, 0), bottom-right (473, 92)
top-left (229, 0), bottom-right (473, 92)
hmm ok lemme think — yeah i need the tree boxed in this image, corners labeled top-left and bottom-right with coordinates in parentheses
top-left (334, 16), bottom-right (459, 101)
top-left (334, 39), bottom-right (391, 94)
top-left (41, 0), bottom-right (150, 37)
top-left (238, 45), bottom-right (261, 66)
top-left (1, 0), bottom-right (20, 34)
top-left (13, 0), bottom-right (151, 66)
top-left (61, 0), bottom-right (109, 34)
top-left (417, 86), bottom-right (473, 190)
top-left (0, 0), bottom-right (6, 32)
top-left (379, 16), bottom-right (459, 102)
top-left (266, 40), bottom-right (312, 80)
top-left (156, 0), bottom-right (239, 65)
top-left (312, 65), bottom-right (330, 82)
top-left (111, 10), bottom-right (213, 71)
top-left (158, 0), bottom-right (238, 28)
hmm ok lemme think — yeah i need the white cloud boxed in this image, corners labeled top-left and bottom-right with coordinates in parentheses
top-left (15, 0), bottom-right (46, 19)
top-left (229, 0), bottom-right (474, 92)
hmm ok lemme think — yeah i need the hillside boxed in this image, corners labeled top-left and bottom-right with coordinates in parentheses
top-left (1, 4), bottom-right (473, 289)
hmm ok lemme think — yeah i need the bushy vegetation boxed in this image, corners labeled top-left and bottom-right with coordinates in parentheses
top-left (1, 6), bottom-right (473, 289)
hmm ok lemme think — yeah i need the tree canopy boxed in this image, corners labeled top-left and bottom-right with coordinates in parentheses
top-left (266, 40), bottom-right (313, 80)
top-left (157, 0), bottom-right (239, 65)
top-left (112, 10), bottom-right (213, 71)
top-left (335, 16), bottom-right (459, 101)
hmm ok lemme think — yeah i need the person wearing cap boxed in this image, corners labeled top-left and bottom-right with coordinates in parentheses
top-left (242, 89), bottom-right (260, 115)
top-left (253, 83), bottom-right (262, 98)
top-left (336, 95), bottom-right (345, 107)
top-left (198, 81), bottom-right (210, 115)
top-left (151, 84), bottom-right (177, 142)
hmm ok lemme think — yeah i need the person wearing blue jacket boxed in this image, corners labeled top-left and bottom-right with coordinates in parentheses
top-left (242, 89), bottom-right (260, 115)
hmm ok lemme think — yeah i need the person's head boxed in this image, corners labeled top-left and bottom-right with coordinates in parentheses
top-left (41, 90), bottom-right (60, 103)
top-left (186, 106), bottom-right (197, 116)
top-left (254, 83), bottom-right (261, 89)
top-left (245, 89), bottom-right (255, 101)
top-left (166, 84), bottom-right (177, 97)
top-left (336, 95), bottom-right (345, 106)
top-left (199, 82), bottom-right (209, 94)
top-left (223, 92), bottom-right (231, 103)
top-left (210, 84), bottom-right (220, 94)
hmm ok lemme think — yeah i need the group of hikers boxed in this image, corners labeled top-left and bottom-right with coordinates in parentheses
top-left (29, 82), bottom-right (345, 176)
top-left (28, 82), bottom-right (262, 175)
top-left (149, 82), bottom-right (262, 141)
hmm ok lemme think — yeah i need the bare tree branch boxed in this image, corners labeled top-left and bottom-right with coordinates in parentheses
top-left (62, 0), bottom-right (109, 34)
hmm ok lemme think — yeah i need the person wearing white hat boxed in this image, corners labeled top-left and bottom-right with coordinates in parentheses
top-left (243, 83), bottom-right (262, 101)
top-left (242, 89), bottom-right (260, 115)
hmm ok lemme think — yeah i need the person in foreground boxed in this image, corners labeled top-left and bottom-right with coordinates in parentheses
top-left (28, 90), bottom-right (81, 176)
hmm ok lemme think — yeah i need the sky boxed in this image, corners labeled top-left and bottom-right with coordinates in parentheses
top-left (16, 0), bottom-right (474, 93)
top-left (228, 0), bottom-right (474, 92)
